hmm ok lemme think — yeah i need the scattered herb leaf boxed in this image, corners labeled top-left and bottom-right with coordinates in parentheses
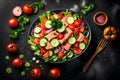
top-left (24, 62), bottom-right (31, 67)
top-left (6, 67), bottom-right (12, 74)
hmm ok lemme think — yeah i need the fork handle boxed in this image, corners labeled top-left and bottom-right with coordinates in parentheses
top-left (83, 51), bottom-right (98, 73)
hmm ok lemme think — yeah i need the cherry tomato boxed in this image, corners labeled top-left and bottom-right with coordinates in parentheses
top-left (22, 4), bottom-right (33, 14)
top-left (56, 33), bottom-right (64, 40)
top-left (33, 38), bottom-right (40, 46)
top-left (74, 19), bottom-right (83, 27)
top-left (6, 42), bottom-right (17, 53)
top-left (57, 13), bottom-right (63, 20)
top-left (8, 18), bottom-right (18, 28)
top-left (31, 68), bottom-right (42, 78)
top-left (12, 58), bottom-right (23, 68)
top-left (74, 28), bottom-right (79, 34)
top-left (40, 48), bottom-right (47, 55)
top-left (67, 24), bottom-right (76, 30)
top-left (73, 47), bottom-right (82, 55)
top-left (49, 68), bottom-right (60, 79)
top-left (39, 31), bottom-right (45, 38)
top-left (58, 51), bottom-right (64, 59)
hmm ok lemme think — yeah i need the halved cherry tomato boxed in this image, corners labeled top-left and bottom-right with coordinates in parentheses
top-left (33, 38), bottom-right (40, 46)
top-left (40, 48), bottom-right (47, 55)
top-left (56, 33), bottom-right (64, 40)
top-left (67, 24), bottom-right (76, 30)
top-left (74, 19), bottom-right (83, 27)
top-left (79, 26), bottom-right (85, 33)
top-left (57, 13), bottom-right (63, 20)
top-left (31, 68), bottom-right (42, 78)
top-left (22, 4), bottom-right (33, 14)
top-left (73, 47), bottom-right (82, 55)
top-left (58, 51), bottom-right (64, 59)
top-left (43, 51), bottom-right (49, 58)
top-left (74, 27), bottom-right (79, 34)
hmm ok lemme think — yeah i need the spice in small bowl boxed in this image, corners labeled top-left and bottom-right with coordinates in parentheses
top-left (93, 12), bottom-right (108, 26)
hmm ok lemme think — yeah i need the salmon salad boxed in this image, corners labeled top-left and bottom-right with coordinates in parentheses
top-left (28, 10), bottom-right (90, 62)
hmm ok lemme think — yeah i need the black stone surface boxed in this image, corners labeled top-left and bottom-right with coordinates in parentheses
top-left (0, 0), bottom-right (120, 80)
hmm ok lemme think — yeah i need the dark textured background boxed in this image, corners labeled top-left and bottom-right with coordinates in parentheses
top-left (0, 0), bottom-right (120, 80)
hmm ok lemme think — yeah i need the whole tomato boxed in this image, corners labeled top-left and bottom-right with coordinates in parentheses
top-left (49, 68), bottom-right (61, 79)
top-left (31, 68), bottom-right (42, 78)
top-left (22, 4), bottom-right (33, 14)
top-left (12, 58), bottom-right (23, 68)
top-left (6, 42), bottom-right (17, 53)
top-left (8, 18), bottom-right (18, 28)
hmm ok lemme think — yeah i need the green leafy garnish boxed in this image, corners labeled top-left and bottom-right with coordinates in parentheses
top-left (9, 16), bottom-right (29, 39)
top-left (30, 2), bottom-right (44, 13)
top-left (51, 19), bottom-right (62, 29)
top-left (81, 3), bottom-right (96, 15)
top-left (19, 54), bottom-right (24, 59)
top-left (61, 9), bottom-right (71, 16)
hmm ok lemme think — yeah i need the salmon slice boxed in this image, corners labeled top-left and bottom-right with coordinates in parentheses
top-left (45, 31), bottom-right (56, 41)
top-left (45, 42), bottom-right (53, 50)
top-left (59, 28), bottom-right (73, 44)
top-left (77, 33), bottom-right (85, 42)
top-left (63, 42), bottom-right (71, 51)
top-left (61, 14), bottom-right (71, 26)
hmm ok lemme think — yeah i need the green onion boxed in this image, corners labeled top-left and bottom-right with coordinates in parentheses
top-left (6, 67), bottom-right (12, 74)
top-left (24, 62), bottom-right (31, 67)
top-left (21, 71), bottom-right (26, 76)
top-left (19, 54), bottom-right (24, 59)
top-left (5, 55), bottom-right (10, 60)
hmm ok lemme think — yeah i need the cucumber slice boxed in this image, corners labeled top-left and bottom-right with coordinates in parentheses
top-left (45, 20), bottom-right (52, 29)
top-left (68, 36), bottom-right (76, 44)
top-left (48, 50), bottom-right (53, 56)
top-left (40, 38), bottom-right (48, 47)
top-left (57, 25), bottom-right (66, 32)
top-left (53, 57), bottom-right (58, 61)
top-left (34, 27), bottom-right (41, 33)
top-left (53, 14), bottom-right (58, 19)
top-left (62, 55), bottom-right (67, 61)
top-left (67, 51), bottom-right (73, 58)
top-left (79, 42), bottom-right (86, 50)
top-left (67, 16), bottom-right (74, 24)
top-left (34, 33), bottom-right (40, 38)
top-left (50, 38), bottom-right (59, 47)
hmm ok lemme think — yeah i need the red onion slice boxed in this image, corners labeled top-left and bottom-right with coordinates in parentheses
top-left (45, 29), bottom-right (53, 33)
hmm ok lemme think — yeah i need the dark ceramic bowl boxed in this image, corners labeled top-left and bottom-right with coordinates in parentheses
top-left (28, 9), bottom-right (92, 63)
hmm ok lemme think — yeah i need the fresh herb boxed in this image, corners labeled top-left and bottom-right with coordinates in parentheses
top-left (38, 11), bottom-right (51, 22)
top-left (6, 67), bottom-right (12, 74)
top-left (51, 19), bottom-right (62, 29)
top-left (61, 9), bottom-right (71, 16)
top-left (20, 71), bottom-right (26, 76)
top-left (24, 62), bottom-right (31, 67)
top-left (28, 36), bottom-right (34, 45)
top-left (73, 14), bottom-right (82, 20)
top-left (30, 2), bottom-right (44, 13)
top-left (9, 16), bottom-right (29, 39)
top-left (81, 3), bottom-right (96, 15)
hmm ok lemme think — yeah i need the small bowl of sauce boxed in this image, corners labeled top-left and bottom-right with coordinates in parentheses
top-left (93, 12), bottom-right (108, 26)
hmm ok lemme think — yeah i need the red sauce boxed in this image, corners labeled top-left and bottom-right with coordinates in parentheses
top-left (95, 14), bottom-right (105, 24)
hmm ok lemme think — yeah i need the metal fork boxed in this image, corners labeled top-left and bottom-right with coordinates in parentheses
top-left (83, 38), bottom-right (109, 73)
